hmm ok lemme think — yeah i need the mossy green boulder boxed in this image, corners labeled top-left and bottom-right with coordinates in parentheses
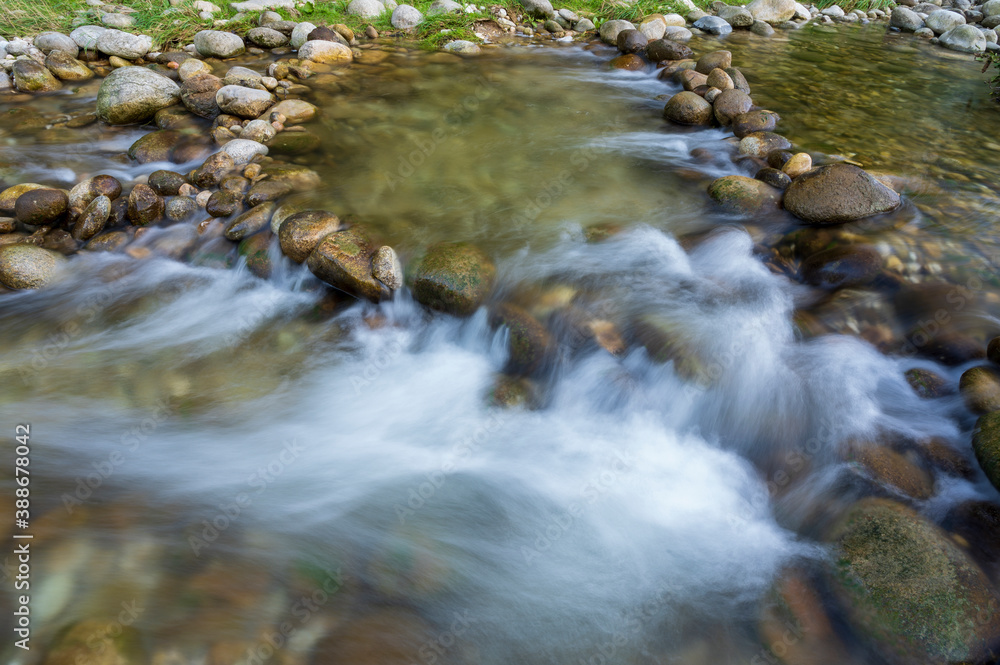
top-left (412, 243), bottom-right (495, 316)
top-left (827, 498), bottom-right (1000, 665)
top-left (973, 411), bottom-right (1000, 492)
top-left (707, 175), bottom-right (781, 215)
top-left (307, 225), bottom-right (389, 303)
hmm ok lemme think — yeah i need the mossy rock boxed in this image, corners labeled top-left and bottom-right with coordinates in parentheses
top-left (707, 175), bottom-right (781, 216)
top-left (827, 498), bottom-right (1000, 665)
top-left (411, 242), bottom-right (495, 317)
top-left (238, 232), bottom-right (272, 279)
top-left (973, 411), bottom-right (1000, 493)
top-left (306, 225), bottom-right (389, 303)
top-left (905, 368), bottom-right (952, 399)
top-left (489, 304), bottom-right (554, 376)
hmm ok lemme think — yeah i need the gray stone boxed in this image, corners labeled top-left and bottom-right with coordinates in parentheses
top-left (194, 30), bottom-right (245, 58)
top-left (890, 6), bottom-right (924, 30)
top-left (746, 0), bottom-right (796, 23)
top-left (428, 0), bottom-right (462, 13)
top-left (821, 4), bottom-right (844, 15)
top-left (347, 0), bottom-right (386, 17)
top-left (70, 25), bottom-right (107, 51)
top-left (95, 29), bottom-right (152, 58)
top-left (97, 66), bottom-right (179, 124)
top-left (34, 32), bottom-right (79, 56)
top-left (719, 5), bottom-right (755, 26)
top-left (663, 25), bottom-right (693, 41)
top-left (220, 139), bottom-right (268, 163)
top-left (215, 84), bottom-right (275, 117)
top-left (984, 0), bottom-right (1000, 16)
top-left (241, 118), bottom-right (276, 142)
top-left (574, 18), bottom-right (595, 30)
top-left (101, 12), bottom-right (135, 28)
top-left (391, 4), bottom-right (425, 28)
top-left (925, 8), bottom-right (965, 33)
top-left (693, 15), bottom-right (733, 33)
top-left (443, 39), bottom-right (481, 54)
top-left (4, 40), bottom-right (30, 56)
top-left (290, 22), bottom-right (317, 49)
top-left (939, 23), bottom-right (986, 50)
top-left (246, 27), bottom-right (288, 47)
top-left (519, 0), bottom-right (555, 18)
top-left (599, 19), bottom-right (636, 44)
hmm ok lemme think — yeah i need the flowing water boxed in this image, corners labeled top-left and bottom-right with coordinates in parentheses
top-left (0, 23), bottom-right (999, 665)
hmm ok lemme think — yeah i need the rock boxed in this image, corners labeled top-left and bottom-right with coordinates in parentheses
top-left (128, 130), bottom-right (182, 164)
top-left (782, 152), bottom-right (812, 177)
top-left (269, 99), bottom-right (318, 123)
top-left (0, 244), bottom-right (62, 289)
top-left (215, 84), bottom-right (275, 118)
top-left (392, 4), bottom-right (425, 28)
top-left (599, 19), bottom-right (636, 44)
top-left (178, 58), bottom-right (213, 81)
top-left (307, 226), bottom-right (390, 302)
top-left (72, 195), bottom-right (111, 241)
top-left (800, 244), bottom-right (882, 289)
top-left (490, 304), bottom-right (554, 376)
top-left (664, 25), bottom-right (693, 41)
top-left (617, 29), bottom-right (648, 53)
top-left (67, 175), bottom-right (121, 215)
top-left (609, 54), bottom-right (646, 70)
top-left (290, 22), bottom-right (318, 49)
top-left (925, 8), bottom-right (965, 33)
top-left (705, 68), bottom-right (734, 90)
top-left (12, 60), bottom-right (61, 93)
top-left (443, 40), bottom-right (481, 55)
top-left (750, 20), bottom-right (775, 36)
top-left (221, 138), bottom-right (268, 164)
top-left (237, 232), bottom-right (272, 278)
top-left (225, 202), bottom-right (274, 240)
top-left (371, 245), bottom-right (403, 290)
top-left (165, 197), bottom-right (197, 222)
top-left (713, 88), bottom-right (752, 125)
top-left (71, 25), bottom-right (107, 50)
top-left (194, 30), bottom-right (245, 58)
top-left (693, 16), bottom-right (733, 34)
top-left (890, 6), bottom-right (924, 30)
top-left (784, 164), bottom-right (901, 225)
top-left (97, 67), bottom-right (180, 125)
top-left (719, 5), bottom-right (754, 26)
top-left (939, 24), bottom-right (986, 52)
top-left (259, 162), bottom-right (320, 190)
top-left (128, 184), bottom-right (164, 226)
top-left (638, 17), bottom-right (666, 40)
top-left (905, 368), bottom-right (951, 399)
top-left (205, 190), bottom-right (242, 217)
top-left (707, 175), bottom-right (782, 215)
top-left (746, 0), bottom-right (796, 23)
top-left (44, 51), bottom-right (94, 80)
top-left (247, 27), bottom-right (288, 47)
top-left (265, 130), bottom-right (321, 154)
top-left (101, 12), bottom-right (135, 27)
top-left (0, 185), bottom-right (46, 215)
top-left (850, 441), bottom-right (935, 499)
top-left (821, 5), bottom-right (844, 16)
top-left (828, 498), bottom-right (1000, 665)
top-left (245, 180), bottom-right (290, 206)
top-left (663, 91), bottom-right (714, 125)
top-left (347, 0), bottom-right (386, 17)
top-left (739, 131), bottom-right (792, 158)
top-left (574, 18), bottom-right (595, 30)
top-left (180, 74), bottom-right (222, 118)
top-left (986, 0), bottom-right (1000, 16)
top-left (278, 210), bottom-right (341, 262)
top-left (298, 40), bottom-right (352, 63)
top-left (755, 167), bottom-right (791, 190)
top-left (646, 38), bottom-right (693, 60)
top-left (96, 29), bottom-right (152, 59)
top-left (35, 32), bottom-right (79, 56)
top-left (520, 0), bottom-right (555, 18)
top-left (15, 189), bottom-right (68, 225)
top-left (676, 69), bottom-right (708, 91)
top-left (960, 366), bottom-right (1000, 414)
top-left (726, 67), bottom-right (751, 94)
top-left (988, 336), bottom-right (1000, 365)
top-left (696, 50), bottom-right (732, 74)
top-left (428, 0), bottom-right (462, 13)
top-left (241, 118), bottom-right (276, 143)
top-left (306, 26), bottom-right (349, 46)
top-left (732, 109), bottom-right (779, 138)
top-left (974, 412), bottom-right (1000, 491)
top-left (412, 243), bottom-right (496, 316)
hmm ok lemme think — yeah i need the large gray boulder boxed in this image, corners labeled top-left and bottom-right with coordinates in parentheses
top-left (95, 29), bottom-right (152, 59)
top-left (783, 164), bottom-right (901, 224)
top-left (889, 6), bottom-right (923, 30)
top-left (34, 32), bottom-right (79, 56)
top-left (70, 25), bottom-right (107, 50)
top-left (215, 84), bottom-right (275, 117)
top-left (745, 0), bottom-right (796, 23)
top-left (599, 19), bottom-right (635, 44)
top-left (519, 0), bottom-right (555, 18)
top-left (391, 4), bottom-right (425, 28)
top-left (194, 30), bottom-right (245, 57)
top-left (290, 21), bottom-right (317, 49)
top-left (925, 9), bottom-right (965, 34)
top-left (939, 24), bottom-right (986, 52)
top-left (347, 0), bottom-right (386, 17)
top-left (97, 67), bottom-right (180, 125)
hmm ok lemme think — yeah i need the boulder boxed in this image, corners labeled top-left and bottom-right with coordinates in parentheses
top-left (617, 29), bottom-right (648, 53)
top-left (646, 38), bottom-right (693, 61)
top-left (490, 304), bottom-right (554, 376)
top-left (783, 164), bottom-right (901, 225)
top-left (663, 91), bottom-right (714, 125)
top-left (290, 22), bottom-right (318, 49)
top-left (225, 202), bottom-right (275, 240)
top-left (692, 16), bottom-right (733, 34)
top-left (827, 499), bottom-right (1000, 665)
top-left (347, 0), bottom-right (386, 17)
top-left (306, 226), bottom-right (391, 302)
top-left (732, 109), bottom-right (779, 138)
top-left (128, 130), bottom-right (182, 163)
top-left (925, 9), bottom-right (965, 33)
top-left (696, 50), bottom-right (733, 74)
top-left (960, 366), bottom-right (1000, 414)
top-left (215, 84), bottom-right (275, 118)
top-left (180, 74), bottom-right (223, 118)
top-left (800, 244), bottom-right (882, 289)
top-left (973, 412), bottom-right (1000, 492)
top-left (392, 4), bottom-right (425, 28)
top-left (428, 0), bottom-right (462, 14)
top-left (70, 25), bottom-right (107, 51)
top-left (0, 244), bottom-right (63, 289)
top-left (412, 243), bottom-right (496, 316)
top-left (738, 131), bottom-right (792, 157)
top-left (745, 0), bottom-right (796, 23)
top-left (127, 184), bottom-right (164, 226)
top-left (95, 29), bottom-right (152, 59)
top-left (278, 210), bottom-right (341, 262)
top-left (719, 5), bottom-right (754, 26)
top-left (221, 138), bottom-right (269, 164)
top-left (372, 246), bottom-right (403, 290)
top-left (520, 0), bottom-right (555, 18)
top-left (246, 27), bottom-right (288, 47)
top-left (15, 189), bottom-right (68, 225)
top-left (443, 40), bottom-right (481, 56)
top-left (97, 67), bottom-right (180, 125)
top-left (269, 99), bottom-right (318, 124)
top-left (707, 175), bottom-right (782, 215)
top-left (193, 30), bottom-right (245, 58)
top-left (178, 58), bottom-right (213, 81)
top-left (35, 31), bottom-right (79, 56)
top-left (713, 88), bottom-right (752, 125)
top-left (12, 60), bottom-right (61, 93)
top-left (44, 51), bottom-right (95, 80)
top-left (939, 24), bottom-right (986, 52)
top-left (599, 19), bottom-right (636, 44)
top-left (890, 6), bottom-right (924, 30)
top-left (298, 40), bottom-right (353, 63)
top-left (72, 195), bottom-right (111, 241)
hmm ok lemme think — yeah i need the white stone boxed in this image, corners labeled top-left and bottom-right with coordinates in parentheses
top-left (193, 30), bottom-right (245, 58)
top-left (95, 30), bottom-right (152, 59)
top-left (347, 0), bottom-right (386, 17)
top-left (392, 4), bottom-right (425, 28)
top-left (220, 140), bottom-right (268, 164)
top-left (290, 22), bottom-right (317, 49)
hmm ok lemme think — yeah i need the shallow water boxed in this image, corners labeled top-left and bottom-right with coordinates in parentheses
top-left (0, 24), bottom-right (999, 665)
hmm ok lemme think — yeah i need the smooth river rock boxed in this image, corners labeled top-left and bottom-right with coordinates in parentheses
top-left (307, 226), bottom-right (391, 302)
top-left (97, 67), bottom-right (180, 125)
top-left (412, 243), bottom-right (496, 316)
top-left (783, 164), bottom-right (901, 225)
top-left (0, 245), bottom-right (63, 289)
